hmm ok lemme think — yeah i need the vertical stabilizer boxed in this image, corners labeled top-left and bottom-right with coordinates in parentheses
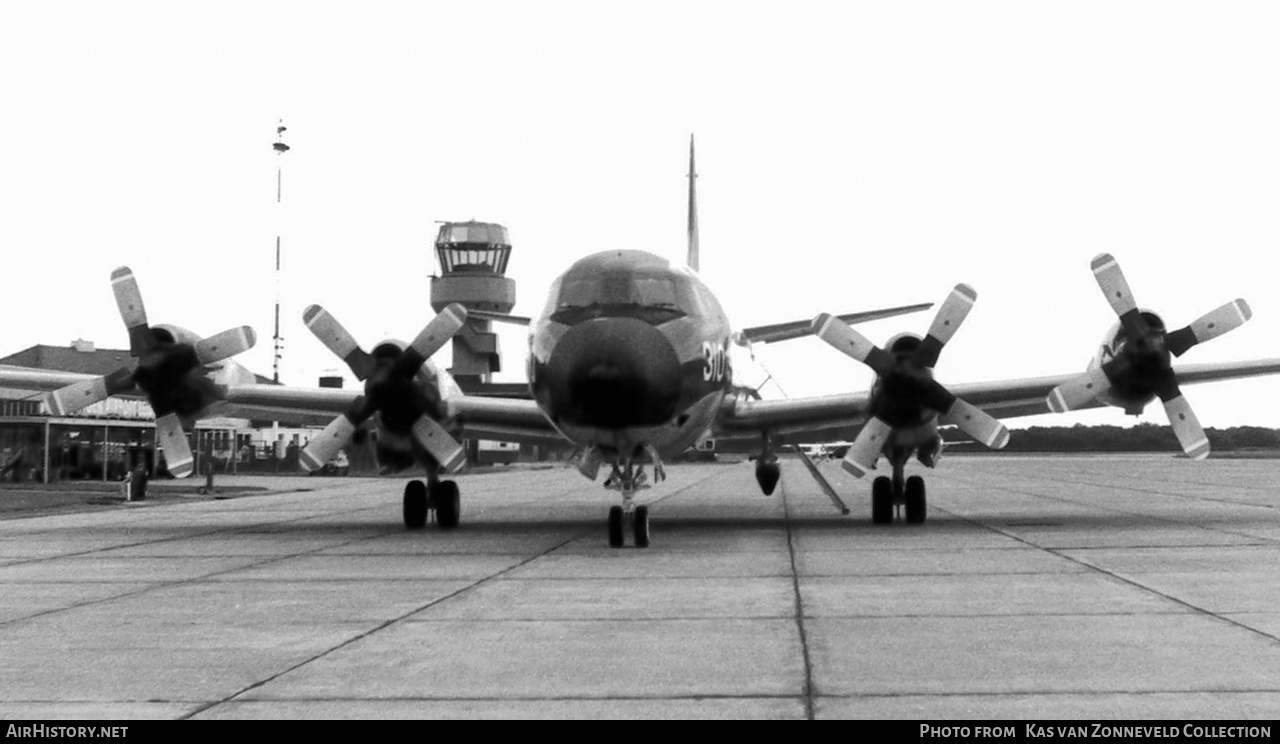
top-left (686, 134), bottom-right (700, 271)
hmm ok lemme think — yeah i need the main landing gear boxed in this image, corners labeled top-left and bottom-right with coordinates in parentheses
top-left (603, 450), bottom-right (664, 548)
top-left (871, 446), bottom-right (927, 525)
top-left (403, 478), bottom-right (461, 530)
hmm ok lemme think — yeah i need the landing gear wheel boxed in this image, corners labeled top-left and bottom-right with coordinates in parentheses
top-left (905, 475), bottom-right (926, 524)
top-left (434, 480), bottom-right (461, 529)
top-left (633, 505), bottom-right (650, 548)
top-left (607, 506), bottom-right (625, 548)
top-left (403, 480), bottom-right (428, 530)
top-left (872, 476), bottom-right (893, 525)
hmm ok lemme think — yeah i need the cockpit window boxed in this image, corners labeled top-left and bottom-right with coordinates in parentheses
top-left (557, 272), bottom-right (682, 310)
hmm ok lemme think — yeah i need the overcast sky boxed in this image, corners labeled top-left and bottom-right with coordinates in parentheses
top-left (3, 1), bottom-right (1278, 429)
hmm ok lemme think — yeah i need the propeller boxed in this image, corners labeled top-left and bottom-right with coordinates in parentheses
top-left (298, 303), bottom-right (469, 475)
top-left (44, 267), bottom-right (256, 478)
top-left (1046, 253), bottom-right (1250, 460)
top-left (812, 283), bottom-right (1010, 478)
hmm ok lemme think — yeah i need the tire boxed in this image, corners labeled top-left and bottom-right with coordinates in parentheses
top-left (872, 476), bottom-right (893, 525)
top-left (634, 505), bottom-right (650, 548)
top-left (435, 480), bottom-right (461, 529)
top-left (403, 480), bottom-right (428, 529)
top-left (905, 475), bottom-right (926, 524)
top-left (608, 505), bottom-right (624, 548)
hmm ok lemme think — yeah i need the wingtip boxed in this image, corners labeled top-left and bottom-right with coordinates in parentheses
top-left (1236, 299), bottom-right (1253, 322)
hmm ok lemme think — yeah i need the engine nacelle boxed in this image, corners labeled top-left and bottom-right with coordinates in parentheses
top-left (150, 324), bottom-right (257, 419)
top-left (1085, 310), bottom-right (1167, 413)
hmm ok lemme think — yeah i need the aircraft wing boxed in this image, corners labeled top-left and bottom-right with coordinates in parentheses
top-left (714, 357), bottom-right (1280, 441)
top-left (220, 383), bottom-right (564, 444)
top-left (444, 395), bottom-right (567, 445)
top-left (0, 365), bottom-right (126, 393)
top-left (735, 303), bottom-right (933, 346)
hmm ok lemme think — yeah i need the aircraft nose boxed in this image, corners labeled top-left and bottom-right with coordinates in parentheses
top-left (543, 317), bottom-right (682, 429)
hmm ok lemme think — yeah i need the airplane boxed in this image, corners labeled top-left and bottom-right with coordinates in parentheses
top-left (4, 140), bottom-right (1280, 545)
top-left (279, 136), bottom-right (933, 546)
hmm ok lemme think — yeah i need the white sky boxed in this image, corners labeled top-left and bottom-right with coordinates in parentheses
top-left (2, 1), bottom-right (1278, 429)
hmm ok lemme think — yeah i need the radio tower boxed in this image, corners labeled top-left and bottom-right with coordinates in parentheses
top-left (272, 120), bottom-right (290, 382)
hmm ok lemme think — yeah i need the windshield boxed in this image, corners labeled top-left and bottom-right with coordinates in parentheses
top-left (556, 273), bottom-right (682, 310)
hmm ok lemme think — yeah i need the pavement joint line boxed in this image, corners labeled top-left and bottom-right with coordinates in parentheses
top-left (0, 520), bottom-right (406, 629)
top-left (779, 469), bottom-right (816, 722)
top-left (938, 504), bottom-right (1280, 650)
top-left (927, 470), bottom-right (1280, 546)
top-left (199, 693), bottom-right (806, 703)
top-left (182, 530), bottom-right (590, 720)
top-left (812, 687), bottom-right (1280, 699)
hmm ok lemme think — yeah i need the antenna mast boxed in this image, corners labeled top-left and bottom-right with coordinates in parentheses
top-left (272, 120), bottom-right (290, 383)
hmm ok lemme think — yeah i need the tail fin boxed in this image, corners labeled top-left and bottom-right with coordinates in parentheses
top-left (686, 134), bottom-right (700, 271)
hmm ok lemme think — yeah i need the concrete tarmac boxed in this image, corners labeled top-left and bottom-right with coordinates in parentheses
top-left (1, 454), bottom-right (1278, 720)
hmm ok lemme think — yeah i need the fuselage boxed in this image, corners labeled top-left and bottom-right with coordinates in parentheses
top-left (528, 250), bottom-right (732, 462)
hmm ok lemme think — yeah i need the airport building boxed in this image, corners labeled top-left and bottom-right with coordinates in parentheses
top-left (0, 340), bottom-right (293, 483)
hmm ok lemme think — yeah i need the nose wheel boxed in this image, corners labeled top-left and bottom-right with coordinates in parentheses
top-left (604, 454), bottom-right (660, 548)
top-left (607, 504), bottom-right (650, 548)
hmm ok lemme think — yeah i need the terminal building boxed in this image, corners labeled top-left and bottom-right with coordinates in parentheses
top-left (0, 341), bottom-right (264, 483)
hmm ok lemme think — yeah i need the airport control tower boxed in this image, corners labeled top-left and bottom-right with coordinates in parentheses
top-left (429, 221), bottom-right (518, 392)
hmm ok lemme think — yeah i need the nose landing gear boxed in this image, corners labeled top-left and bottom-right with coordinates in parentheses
top-left (603, 449), bottom-right (663, 548)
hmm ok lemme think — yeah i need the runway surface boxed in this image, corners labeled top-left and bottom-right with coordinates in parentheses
top-left (1, 454), bottom-right (1279, 720)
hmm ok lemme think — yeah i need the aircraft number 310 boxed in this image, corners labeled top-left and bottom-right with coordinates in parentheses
top-left (702, 341), bottom-right (729, 382)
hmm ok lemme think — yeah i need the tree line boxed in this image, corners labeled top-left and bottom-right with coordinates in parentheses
top-left (940, 423), bottom-right (1280, 453)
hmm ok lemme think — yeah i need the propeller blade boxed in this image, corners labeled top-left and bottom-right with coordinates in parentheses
top-left (299, 415), bottom-right (358, 472)
top-left (1046, 366), bottom-right (1112, 413)
top-left (1090, 253), bottom-right (1146, 340)
top-left (939, 398), bottom-right (1011, 450)
top-left (1165, 299), bottom-right (1252, 358)
top-left (393, 303), bottom-right (470, 378)
top-left (916, 284), bottom-right (977, 368)
top-left (155, 412), bottom-right (194, 478)
top-left (812, 313), bottom-right (896, 378)
top-left (44, 367), bottom-right (134, 416)
top-left (410, 415), bottom-right (466, 474)
top-left (841, 416), bottom-right (893, 478)
top-left (194, 326), bottom-right (257, 365)
top-left (303, 305), bottom-right (376, 381)
top-left (111, 266), bottom-right (157, 356)
top-left (1162, 394), bottom-right (1210, 460)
